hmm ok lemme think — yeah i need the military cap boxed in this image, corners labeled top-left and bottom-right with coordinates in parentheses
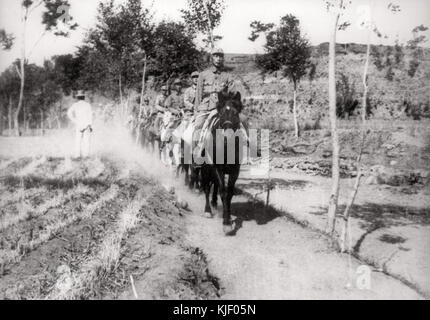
top-left (211, 47), bottom-right (224, 56)
top-left (191, 71), bottom-right (199, 78)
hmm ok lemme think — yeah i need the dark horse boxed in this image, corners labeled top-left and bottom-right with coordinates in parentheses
top-left (200, 91), bottom-right (244, 235)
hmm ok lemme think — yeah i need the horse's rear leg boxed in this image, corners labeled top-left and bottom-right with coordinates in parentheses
top-left (183, 164), bottom-right (190, 186)
top-left (211, 182), bottom-right (218, 208)
top-left (223, 170), bottom-right (240, 235)
top-left (204, 186), bottom-right (213, 218)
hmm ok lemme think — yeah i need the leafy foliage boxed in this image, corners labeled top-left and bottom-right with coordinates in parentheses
top-left (150, 21), bottom-right (204, 82)
top-left (250, 14), bottom-right (311, 87)
top-left (42, 0), bottom-right (78, 36)
top-left (407, 24), bottom-right (428, 78)
top-left (0, 59), bottom-right (64, 129)
top-left (181, 0), bottom-right (226, 47)
top-left (0, 29), bottom-right (14, 50)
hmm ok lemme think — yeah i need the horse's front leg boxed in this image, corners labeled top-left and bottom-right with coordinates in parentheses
top-left (202, 166), bottom-right (213, 218)
top-left (214, 168), bottom-right (231, 234)
top-left (226, 168), bottom-right (240, 217)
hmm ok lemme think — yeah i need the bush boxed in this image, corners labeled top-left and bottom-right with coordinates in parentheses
top-left (336, 73), bottom-right (359, 118)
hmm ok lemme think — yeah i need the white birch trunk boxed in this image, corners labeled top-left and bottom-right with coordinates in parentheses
top-left (339, 17), bottom-right (371, 252)
top-left (326, 2), bottom-right (342, 235)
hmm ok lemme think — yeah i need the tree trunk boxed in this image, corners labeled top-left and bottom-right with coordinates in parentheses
top-left (15, 6), bottom-right (27, 136)
top-left (40, 109), bottom-right (44, 135)
top-left (203, 0), bottom-right (215, 49)
top-left (292, 83), bottom-right (300, 138)
top-left (326, 3), bottom-right (342, 235)
top-left (8, 96), bottom-right (13, 131)
top-left (339, 21), bottom-right (371, 252)
top-left (119, 74), bottom-right (123, 107)
top-left (57, 103), bottom-right (62, 129)
top-left (136, 55), bottom-right (147, 145)
top-left (0, 108), bottom-right (3, 135)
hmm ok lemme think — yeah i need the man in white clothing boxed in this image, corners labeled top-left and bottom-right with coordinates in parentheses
top-left (67, 90), bottom-right (93, 158)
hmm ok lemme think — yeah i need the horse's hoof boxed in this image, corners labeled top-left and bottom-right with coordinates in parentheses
top-left (204, 212), bottom-right (213, 219)
top-left (223, 224), bottom-right (234, 235)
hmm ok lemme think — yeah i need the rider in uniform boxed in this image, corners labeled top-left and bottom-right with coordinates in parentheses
top-left (193, 47), bottom-right (241, 157)
top-left (165, 79), bottom-right (184, 116)
top-left (183, 71), bottom-right (199, 114)
top-left (154, 85), bottom-right (169, 134)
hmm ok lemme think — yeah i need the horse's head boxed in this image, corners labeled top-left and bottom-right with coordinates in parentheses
top-left (216, 91), bottom-right (243, 130)
top-left (162, 111), bottom-right (173, 127)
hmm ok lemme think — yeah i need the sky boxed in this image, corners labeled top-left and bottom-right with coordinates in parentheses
top-left (0, 0), bottom-right (429, 72)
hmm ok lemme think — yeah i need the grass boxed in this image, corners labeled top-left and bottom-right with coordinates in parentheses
top-left (0, 184), bottom-right (120, 270)
top-left (48, 192), bottom-right (146, 299)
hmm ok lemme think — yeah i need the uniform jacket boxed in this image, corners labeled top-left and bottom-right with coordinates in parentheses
top-left (154, 94), bottom-right (168, 113)
top-left (183, 85), bottom-right (197, 115)
top-left (194, 66), bottom-right (236, 112)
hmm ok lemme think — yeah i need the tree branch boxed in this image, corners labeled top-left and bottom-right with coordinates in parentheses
top-left (14, 64), bottom-right (22, 79)
top-left (28, 30), bottom-right (47, 58)
top-left (29, 0), bottom-right (45, 16)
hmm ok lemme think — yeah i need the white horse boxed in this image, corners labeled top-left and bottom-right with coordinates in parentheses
top-left (160, 111), bottom-right (182, 172)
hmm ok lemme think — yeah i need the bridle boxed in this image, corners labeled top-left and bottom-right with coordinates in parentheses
top-left (218, 104), bottom-right (239, 131)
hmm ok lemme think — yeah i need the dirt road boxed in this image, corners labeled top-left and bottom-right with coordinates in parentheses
top-left (172, 181), bottom-right (422, 299)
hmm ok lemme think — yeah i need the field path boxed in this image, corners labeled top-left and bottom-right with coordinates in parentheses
top-left (172, 181), bottom-right (423, 299)
top-left (0, 134), bottom-right (426, 299)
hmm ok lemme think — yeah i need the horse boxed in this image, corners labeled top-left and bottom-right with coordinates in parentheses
top-left (199, 91), bottom-right (245, 235)
top-left (140, 112), bottom-right (162, 158)
top-left (159, 111), bottom-right (184, 175)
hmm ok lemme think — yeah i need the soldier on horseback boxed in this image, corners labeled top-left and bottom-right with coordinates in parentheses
top-left (192, 47), bottom-right (248, 160)
top-left (183, 71), bottom-right (199, 114)
top-left (165, 79), bottom-right (184, 117)
top-left (153, 85), bottom-right (170, 134)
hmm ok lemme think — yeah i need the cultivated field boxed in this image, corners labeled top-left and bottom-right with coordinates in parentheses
top-left (0, 127), bottom-right (220, 300)
top-left (0, 120), bottom-right (428, 299)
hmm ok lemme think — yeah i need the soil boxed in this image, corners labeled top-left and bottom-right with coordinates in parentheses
top-left (0, 127), bottom-right (427, 300)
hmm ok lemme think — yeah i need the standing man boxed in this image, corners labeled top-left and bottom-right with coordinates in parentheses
top-left (67, 90), bottom-right (93, 159)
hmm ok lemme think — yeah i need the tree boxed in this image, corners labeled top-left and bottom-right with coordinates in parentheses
top-left (51, 54), bottom-right (82, 95)
top-left (325, 0), bottom-right (350, 235)
top-left (0, 29), bottom-right (14, 50)
top-left (339, 1), bottom-right (402, 251)
top-left (181, 0), bottom-right (226, 49)
top-left (0, 66), bottom-right (21, 133)
top-left (78, 1), bottom-right (204, 98)
top-left (81, 0), bottom-right (154, 101)
top-left (0, 29), bottom-right (15, 133)
top-left (249, 14), bottom-right (311, 138)
top-left (11, 0), bottom-right (77, 135)
top-left (407, 24), bottom-right (428, 78)
top-left (150, 21), bottom-right (204, 81)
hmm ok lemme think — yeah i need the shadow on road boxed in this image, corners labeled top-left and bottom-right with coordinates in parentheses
top-left (226, 199), bottom-right (287, 236)
top-left (310, 203), bottom-right (430, 228)
top-left (236, 177), bottom-right (310, 192)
